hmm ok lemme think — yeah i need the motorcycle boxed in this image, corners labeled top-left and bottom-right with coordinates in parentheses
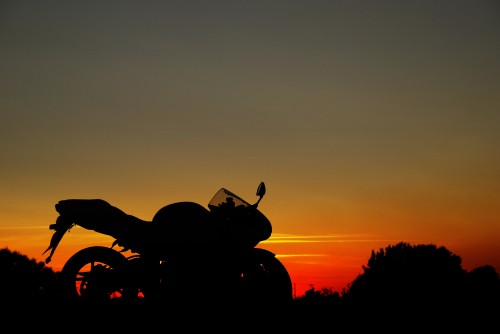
top-left (43, 182), bottom-right (292, 306)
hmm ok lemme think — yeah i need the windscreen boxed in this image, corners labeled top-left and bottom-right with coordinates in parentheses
top-left (208, 188), bottom-right (250, 209)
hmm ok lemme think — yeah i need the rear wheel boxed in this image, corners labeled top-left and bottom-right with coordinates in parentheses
top-left (59, 246), bottom-right (143, 305)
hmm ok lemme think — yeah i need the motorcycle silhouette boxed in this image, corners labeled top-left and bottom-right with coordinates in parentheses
top-left (43, 182), bottom-right (292, 306)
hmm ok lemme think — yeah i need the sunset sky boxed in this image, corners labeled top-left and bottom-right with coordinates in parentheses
top-left (1, 1), bottom-right (499, 297)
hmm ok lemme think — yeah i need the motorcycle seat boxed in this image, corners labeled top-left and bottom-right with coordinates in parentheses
top-left (55, 199), bottom-right (149, 224)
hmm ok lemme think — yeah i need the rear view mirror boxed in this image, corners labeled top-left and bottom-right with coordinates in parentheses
top-left (256, 182), bottom-right (266, 197)
top-left (252, 182), bottom-right (266, 208)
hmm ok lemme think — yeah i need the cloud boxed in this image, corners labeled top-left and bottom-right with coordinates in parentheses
top-left (261, 233), bottom-right (393, 244)
top-left (263, 233), bottom-right (402, 260)
top-left (0, 225), bottom-right (49, 230)
top-left (276, 253), bottom-right (326, 258)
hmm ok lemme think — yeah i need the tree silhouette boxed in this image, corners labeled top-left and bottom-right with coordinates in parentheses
top-left (344, 242), bottom-right (467, 307)
top-left (0, 247), bottom-right (58, 306)
top-left (339, 242), bottom-right (500, 318)
top-left (1, 243), bottom-right (499, 323)
top-left (465, 264), bottom-right (500, 306)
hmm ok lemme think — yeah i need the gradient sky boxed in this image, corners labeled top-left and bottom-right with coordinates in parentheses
top-left (1, 1), bottom-right (499, 297)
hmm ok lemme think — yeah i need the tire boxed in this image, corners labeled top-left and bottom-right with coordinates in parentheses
top-left (59, 246), bottom-right (139, 305)
top-left (238, 248), bottom-right (293, 307)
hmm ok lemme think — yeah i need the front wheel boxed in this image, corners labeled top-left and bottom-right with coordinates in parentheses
top-left (58, 246), bottom-right (141, 305)
top-left (237, 248), bottom-right (293, 307)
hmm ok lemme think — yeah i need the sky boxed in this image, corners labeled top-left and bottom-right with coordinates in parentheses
top-left (1, 0), bottom-right (499, 298)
